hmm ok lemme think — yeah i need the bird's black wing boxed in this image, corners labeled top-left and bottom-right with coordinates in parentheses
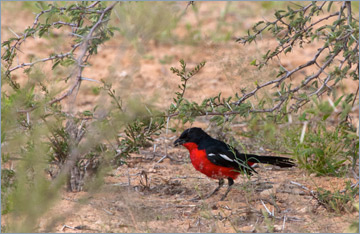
top-left (199, 139), bottom-right (256, 174)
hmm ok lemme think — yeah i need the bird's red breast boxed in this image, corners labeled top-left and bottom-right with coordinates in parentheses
top-left (183, 142), bottom-right (241, 180)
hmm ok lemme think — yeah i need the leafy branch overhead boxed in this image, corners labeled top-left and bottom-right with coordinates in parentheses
top-left (236, 1), bottom-right (358, 116)
top-left (1, 3), bottom-right (123, 226)
top-left (169, 1), bottom-right (358, 126)
top-left (2, 1), bottom-right (119, 110)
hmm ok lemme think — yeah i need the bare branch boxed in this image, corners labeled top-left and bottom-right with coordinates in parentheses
top-left (346, 1), bottom-right (352, 25)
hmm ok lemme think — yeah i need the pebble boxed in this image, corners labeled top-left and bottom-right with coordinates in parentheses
top-left (240, 225), bottom-right (254, 232)
top-left (273, 224), bottom-right (283, 232)
top-left (260, 188), bottom-right (276, 197)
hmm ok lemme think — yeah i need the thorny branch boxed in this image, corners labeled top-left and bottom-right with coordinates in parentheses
top-left (3, 2), bottom-right (118, 113)
top-left (9, 47), bottom-right (78, 73)
top-left (169, 2), bottom-right (358, 120)
top-left (3, 1), bottom-right (102, 64)
top-left (53, 2), bottom-right (119, 181)
top-left (2, 2), bottom-right (119, 191)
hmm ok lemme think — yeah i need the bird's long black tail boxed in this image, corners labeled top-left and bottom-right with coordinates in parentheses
top-left (245, 154), bottom-right (295, 168)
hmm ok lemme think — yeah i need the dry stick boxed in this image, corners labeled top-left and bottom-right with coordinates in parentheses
top-left (346, 1), bottom-right (352, 24)
top-left (102, 208), bottom-right (114, 216)
top-left (260, 199), bottom-right (273, 217)
top-left (289, 181), bottom-right (327, 208)
top-left (351, 86), bottom-right (359, 108)
top-left (171, 176), bottom-right (205, 180)
top-left (339, 180), bottom-right (359, 194)
top-left (185, 1), bottom-right (194, 11)
top-left (282, 215), bottom-right (287, 231)
top-left (61, 225), bottom-right (76, 231)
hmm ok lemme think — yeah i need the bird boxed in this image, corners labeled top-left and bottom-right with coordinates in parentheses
top-left (174, 127), bottom-right (295, 201)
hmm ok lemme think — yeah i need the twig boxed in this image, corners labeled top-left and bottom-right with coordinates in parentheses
top-left (8, 27), bottom-right (20, 38)
top-left (156, 155), bottom-right (168, 164)
top-left (185, 1), bottom-right (194, 11)
top-left (164, 116), bottom-right (170, 158)
top-left (339, 180), bottom-right (359, 193)
top-left (290, 181), bottom-right (327, 208)
top-left (345, 1), bottom-right (352, 25)
top-left (282, 215), bottom-right (287, 231)
top-left (260, 199), bottom-right (273, 216)
top-left (175, 204), bottom-right (197, 208)
top-left (300, 121), bottom-right (308, 143)
top-left (290, 181), bottom-right (310, 191)
top-left (171, 176), bottom-right (205, 180)
top-left (9, 51), bottom-right (75, 72)
top-left (61, 225), bottom-right (75, 231)
top-left (102, 208), bottom-right (114, 216)
top-left (351, 86), bottom-right (359, 108)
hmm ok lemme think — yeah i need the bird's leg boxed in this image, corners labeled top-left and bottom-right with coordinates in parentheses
top-left (220, 178), bottom-right (234, 201)
top-left (204, 178), bottom-right (225, 199)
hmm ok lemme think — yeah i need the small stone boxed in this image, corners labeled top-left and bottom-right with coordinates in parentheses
top-left (240, 225), bottom-right (253, 232)
top-left (162, 158), bottom-right (171, 164)
top-left (260, 188), bottom-right (276, 197)
top-left (310, 173), bottom-right (317, 177)
top-left (298, 207), bottom-right (309, 213)
top-left (274, 225), bottom-right (282, 232)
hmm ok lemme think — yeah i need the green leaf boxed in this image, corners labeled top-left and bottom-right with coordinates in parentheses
top-left (327, 1), bottom-right (333, 12)
top-left (334, 95), bottom-right (344, 107)
top-left (52, 60), bottom-right (61, 70)
top-left (299, 113), bottom-right (307, 121)
top-left (82, 110), bottom-right (93, 116)
top-left (284, 47), bottom-right (292, 54)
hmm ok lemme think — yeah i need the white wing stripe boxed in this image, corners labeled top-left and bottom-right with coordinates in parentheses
top-left (219, 154), bottom-right (234, 162)
top-left (208, 153), bottom-right (216, 156)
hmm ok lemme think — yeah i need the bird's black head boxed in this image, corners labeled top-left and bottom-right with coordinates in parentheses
top-left (174, 127), bottom-right (210, 146)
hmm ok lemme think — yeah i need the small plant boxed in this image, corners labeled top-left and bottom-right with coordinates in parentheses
top-left (103, 81), bottom-right (166, 164)
top-left (344, 202), bottom-right (359, 233)
top-left (283, 97), bottom-right (359, 176)
top-left (262, 210), bottom-right (275, 233)
top-left (315, 181), bottom-right (358, 213)
top-left (290, 123), bottom-right (357, 176)
top-left (1, 169), bottom-right (16, 215)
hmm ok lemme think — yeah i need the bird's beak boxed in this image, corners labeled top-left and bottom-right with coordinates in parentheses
top-left (174, 138), bottom-right (185, 147)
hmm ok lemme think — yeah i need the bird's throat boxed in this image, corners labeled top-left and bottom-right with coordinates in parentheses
top-left (182, 142), bottom-right (199, 151)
